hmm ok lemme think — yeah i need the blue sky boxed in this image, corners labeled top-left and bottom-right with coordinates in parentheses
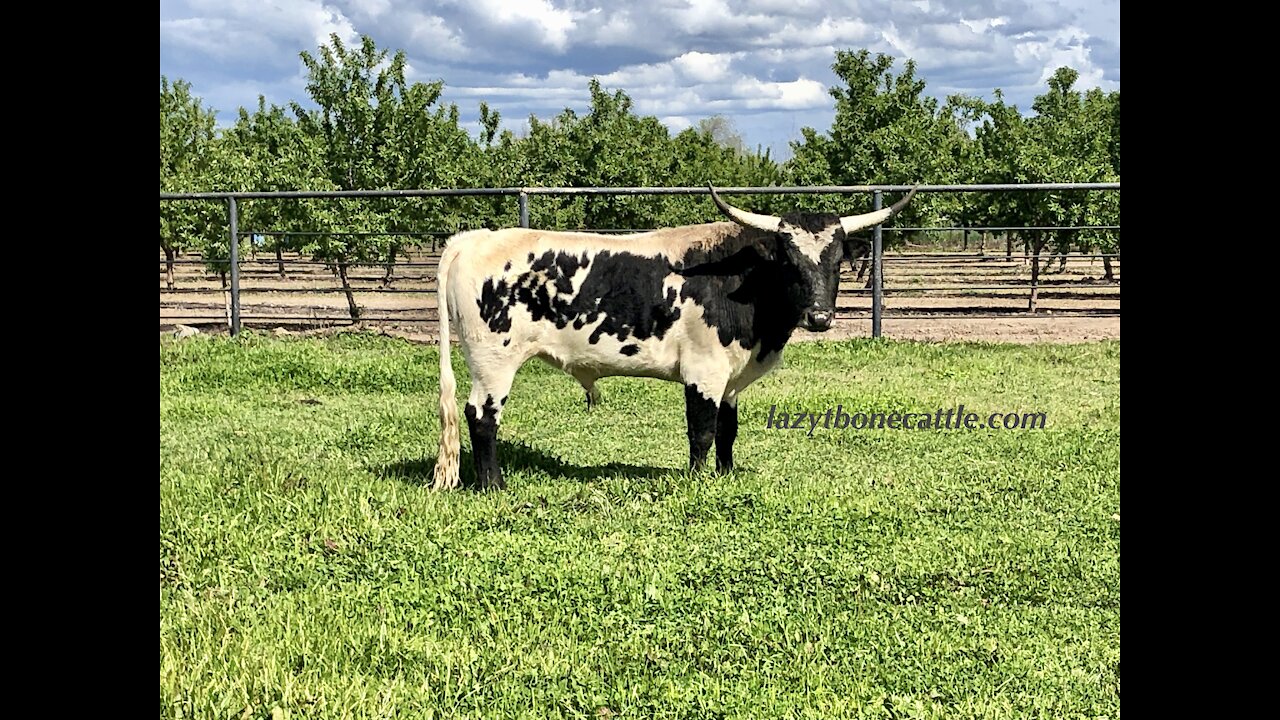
top-left (159, 0), bottom-right (1119, 159)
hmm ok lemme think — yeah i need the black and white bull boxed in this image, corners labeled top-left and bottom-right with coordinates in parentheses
top-left (432, 186), bottom-right (917, 490)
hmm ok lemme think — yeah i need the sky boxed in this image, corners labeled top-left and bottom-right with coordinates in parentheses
top-left (159, 0), bottom-right (1119, 159)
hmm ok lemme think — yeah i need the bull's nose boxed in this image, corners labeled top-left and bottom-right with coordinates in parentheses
top-left (806, 310), bottom-right (832, 331)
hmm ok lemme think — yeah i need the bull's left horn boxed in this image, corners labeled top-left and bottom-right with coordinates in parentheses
top-left (840, 185), bottom-right (920, 235)
top-left (708, 184), bottom-right (782, 232)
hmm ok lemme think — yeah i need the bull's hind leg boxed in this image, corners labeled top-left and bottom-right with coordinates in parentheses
top-left (572, 371), bottom-right (602, 411)
top-left (684, 379), bottom-right (728, 471)
top-left (465, 355), bottom-right (520, 490)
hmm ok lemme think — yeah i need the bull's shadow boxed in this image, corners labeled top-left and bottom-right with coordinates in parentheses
top-left (380, 438), bottom-right (673, 488)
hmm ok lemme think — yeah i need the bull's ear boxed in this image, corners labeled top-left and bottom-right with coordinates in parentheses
top-left (755, 233), bottom-right (782, 261)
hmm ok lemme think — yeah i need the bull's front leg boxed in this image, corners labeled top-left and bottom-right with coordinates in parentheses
top-left (684, 383), bottom-right (722, 470)
top-left (715, 398), bottom-right (738, 472)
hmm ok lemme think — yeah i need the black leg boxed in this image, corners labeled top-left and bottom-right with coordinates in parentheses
top-left (715, 401), bottom-right (738, 472)
top-left (685, 384), bottom-right (718, 470)
top-left (465, 396), bottom-right (504, 490)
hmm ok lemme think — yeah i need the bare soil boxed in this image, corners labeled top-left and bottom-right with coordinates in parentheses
top-left (161, 249), bottom-right (1119, 344)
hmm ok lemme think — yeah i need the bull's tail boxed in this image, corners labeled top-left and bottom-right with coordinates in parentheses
top-left (432, 239), bottom-right (462, 490)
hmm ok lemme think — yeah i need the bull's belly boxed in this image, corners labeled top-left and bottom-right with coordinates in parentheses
top-left (533, 338), bottom-right (684, 383)
top-left (529, 329), bottom-right (774, 389)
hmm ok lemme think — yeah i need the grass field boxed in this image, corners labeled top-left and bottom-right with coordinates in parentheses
top-left (159, 334), bottom-right (1120, 719)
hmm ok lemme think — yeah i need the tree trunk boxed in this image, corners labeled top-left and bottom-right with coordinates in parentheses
top-left (1028, 237), bottom-right (1044, 313)
top-left (276, 246), bottom-right (286, 280)
top-left (338, 262), bottom-right (361, 320)
top-left (979, 231), bottom-right (987, 255)
top-left (164, 246), bottom-right (175, 292)
top-left (1005, 233), bottom-right (1014, 260)
top-left (219, 270), bottom-right (227, 289)
top-left (382, 246), bottom-right (397, 288)
top-left (963, 229), bottom-right (969, 251)
top-left (1103, 255), bottom-right (1115, 282)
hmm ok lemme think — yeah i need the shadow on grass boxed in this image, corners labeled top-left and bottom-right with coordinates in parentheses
top-left (379, 438), bottom-right (674, 488)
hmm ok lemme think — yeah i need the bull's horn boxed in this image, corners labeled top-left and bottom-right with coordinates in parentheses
top-left (840, 185), bottom-right (919, 235)
top-left (708, 184), bottom-right (782, 231)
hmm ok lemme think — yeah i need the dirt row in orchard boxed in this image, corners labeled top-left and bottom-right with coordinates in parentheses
top-left (160, 249), bottom-right (1119, 344)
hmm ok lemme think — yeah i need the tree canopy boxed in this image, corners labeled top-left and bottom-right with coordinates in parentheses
top-left (161, 34), bottom-right (1120, 297)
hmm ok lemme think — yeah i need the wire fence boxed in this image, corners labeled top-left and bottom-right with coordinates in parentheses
top-left (159, 184), bottom-right (1120, 338)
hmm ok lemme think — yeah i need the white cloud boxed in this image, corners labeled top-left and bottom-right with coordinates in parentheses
top-left (164, 0), bottom-right (360, 58)
top-left (661, 115), bottom-right (694, 132)
top-left (673, 51), bottom-right (733, 83)
top-left (731, 76), bottom-right (827, 110)
top-left (756, 17), bottom-right (873, 47)
top-left (674, 0), bottom-right (735, 34)
top-left (402, 13), bottom-right (465, 59)
top-left (1013, 27), bottom-right (1114, 91)
top-left (345, 0), bottom-right (390, 19)
top-left (468, 0), bottom-right (580, 52)
top-left (161, 0), bottom-right (1120, 154)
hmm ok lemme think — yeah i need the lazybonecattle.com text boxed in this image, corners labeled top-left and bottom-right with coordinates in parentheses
top-left (765, 405), bottom-right (1047, 435)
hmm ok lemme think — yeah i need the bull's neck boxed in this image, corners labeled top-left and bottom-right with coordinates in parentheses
top-left (675, 243), bottom-right (808, 356)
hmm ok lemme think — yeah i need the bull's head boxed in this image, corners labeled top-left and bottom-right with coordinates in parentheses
top-left (708, 185), bottom-right (917, 331)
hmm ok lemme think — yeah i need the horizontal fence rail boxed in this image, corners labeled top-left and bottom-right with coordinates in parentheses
top-left (160, 182), bottom-right (1121, 201)
top-left (160, 184), bottom-right (1119, 338)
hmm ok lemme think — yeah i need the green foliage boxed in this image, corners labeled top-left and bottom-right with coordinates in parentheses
top-left (478, 83), bottom-right (783, 230)
top-left (784, 50), bottom-right (969, 227)
top-left (223, 97), bottom-right (333, 257)
top-left (159, 76), bottom-right (242, 273)
top-left (965, 69), bottom-right (1121, 257)
top-left (161, 334), bottom-right (1120, 718)
top-left (159, 39), bottom-right (1119, 255)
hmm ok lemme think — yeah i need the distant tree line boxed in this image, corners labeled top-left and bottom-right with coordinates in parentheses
top-left (161, 34), bottom-right (1121, 307)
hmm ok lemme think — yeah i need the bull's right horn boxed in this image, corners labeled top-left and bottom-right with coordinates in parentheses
top-left (840, 185), bottom-right (919, 235)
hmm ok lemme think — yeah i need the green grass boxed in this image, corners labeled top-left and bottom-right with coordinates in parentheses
top-left (160, 333), bottom-right (1120, 719)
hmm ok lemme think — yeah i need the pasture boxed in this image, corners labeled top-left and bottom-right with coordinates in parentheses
top-left (159, 334), bottom-right (1120, 718)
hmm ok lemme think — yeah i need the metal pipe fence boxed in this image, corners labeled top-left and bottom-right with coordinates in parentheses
top-left (160, 184), bottom-right (1120, 337)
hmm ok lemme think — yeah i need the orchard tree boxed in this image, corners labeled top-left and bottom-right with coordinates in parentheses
top-left (969, 68), bottom-right (1121, 306)
top-left (498, 82), bottom-right (671, 230)
top-left (785, 50), bottom-right (968, 226)
top-left (293, 33), bottom-right (402, 317)
top-left (501, 111), bottom-right (589, 228)
top-left (159, 77), bottom-right (228, 291)
top-left (223, 97), bottom-right (331, 278)
top-left (1025, 69), bottom-right (1119, 290)
top-left (378, 83), bottom-right (485, 284)
top-left (469, 102), bottom-right (522, 229)
top-left (292, 33), bottom-right (479, 317)
top-left (667, 115), bottom-right (781, 226)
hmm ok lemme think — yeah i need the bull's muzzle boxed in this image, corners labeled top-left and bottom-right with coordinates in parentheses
top-left (804, 309), bottom-right (833, 332)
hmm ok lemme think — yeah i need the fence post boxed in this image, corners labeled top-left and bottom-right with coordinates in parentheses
top-left (518, 191), bottom-right (529, 228)
top-left (871, 190), bottom-right (883, 339)
top-left (228, 196), bottom-right (241, 336)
